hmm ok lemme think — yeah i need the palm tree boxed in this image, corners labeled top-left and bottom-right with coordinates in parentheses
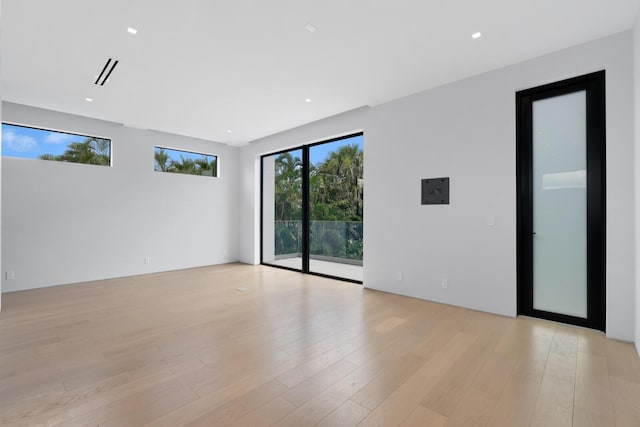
top-left (273, 152), bottom-right (303, 254)
top-left (38, 137), bottom-right (110, 165)
top-left (315, 144), bottom-right (363, 221)
top-left (194, 156), bottom-right (217, 176)
top-left (274, 153), bottom-right (302, 221)
top-left (307, 144), bottom-right (364, 258)
top-left (154, 148), bottom-right (171, 172)
top-left (89, 138), bottom-right (110, 158)
top-left (172, 156), bottom-right (196, 174)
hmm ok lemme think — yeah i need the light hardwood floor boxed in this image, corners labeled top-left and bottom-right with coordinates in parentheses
top-left (0, 263), bottom-right (639, 426)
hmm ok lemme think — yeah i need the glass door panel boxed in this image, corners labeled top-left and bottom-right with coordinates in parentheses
top-left (308, 135), bottom-right (364, 281)
top-left (262, 149), bottom-right (303, 271)
top-left (532, 91), bottom-right (587, 318)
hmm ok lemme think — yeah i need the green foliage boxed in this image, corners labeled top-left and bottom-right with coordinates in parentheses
top-left (154, 148), bottom-right (217, 177)
top-left (154, 148), bottom-right (171, 172)
top-left (275, 220), bottom-right (302, 255)
top-left (274, 152), bottom-right (303, 221)
top-left (273, 144), bottom-right (364, 260)
top-left (38, 137), bottom-right (110, 165)
top-left (310, 144), bottom-right (363, 222)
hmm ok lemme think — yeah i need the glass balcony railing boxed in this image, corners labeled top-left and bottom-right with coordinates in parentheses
top-left (274, 220), bottom-right (363, 265)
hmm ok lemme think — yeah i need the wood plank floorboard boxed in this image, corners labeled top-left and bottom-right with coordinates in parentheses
top-left (0, 263), bottom-right (638, 426)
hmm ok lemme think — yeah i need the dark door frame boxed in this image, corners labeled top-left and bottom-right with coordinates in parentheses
top-left (259, 132), bottom-right (364, 284)
top-left (516, 71), bottom-right (606, 331)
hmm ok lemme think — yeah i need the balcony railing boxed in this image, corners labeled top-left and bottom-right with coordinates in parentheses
top-left (274, 220), bottom-right (363, 264)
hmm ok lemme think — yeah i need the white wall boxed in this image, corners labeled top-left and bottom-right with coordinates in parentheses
top-left (2, 102), bottom-right (239, 292)
top-left (240, 32), bottom-right (636, 341)
top-left (634, 12), bottom-right (640, 355)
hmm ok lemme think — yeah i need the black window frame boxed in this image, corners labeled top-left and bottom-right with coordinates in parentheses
top-left (153, 145), bottom-right (218, 178)
top-left (1, 122), bottom-right (112, 167)
top-left (260, 131), bottom-right (364, 284)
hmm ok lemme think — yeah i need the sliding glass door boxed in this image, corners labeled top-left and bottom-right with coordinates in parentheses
top-left (261, 133), bottom-right (364, 283)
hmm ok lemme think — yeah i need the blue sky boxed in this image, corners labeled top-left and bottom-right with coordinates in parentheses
top-left (272, 134), bottom-right (363, 165)
top-left (310, 134), bottom-right (363, 165)
top-left (1, 123), bottom-right (109, 159)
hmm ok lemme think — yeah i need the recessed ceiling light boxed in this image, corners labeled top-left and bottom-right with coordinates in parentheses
top-left (227, 129), bottom-right (233, 133)
top-left (472, 32), bottom-right (482, 39)
top-left (85, 97), bottom-right (93, 102)
top-left (127, 27), bottom-right (138, 35)
top-left (304, 23), bottom-right (318, 33)
top-left (305, 98), bottom-right (312, 103)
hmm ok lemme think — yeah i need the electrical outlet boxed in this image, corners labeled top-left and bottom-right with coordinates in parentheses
top-left (144, 257), bottom-right (151, 264)
top-left (223, 249), bottom-right (228, 255)
top-left (396, 271), bottom-right (403, 281)
top-left (5, 271), bottom-right (15, 280)
top-left (441, 278), bottom-right (448, 289)
top-left (487, 215), bottom-right (495, 226)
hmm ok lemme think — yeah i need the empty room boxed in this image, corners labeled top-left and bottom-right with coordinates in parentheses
top-left (1, 1), bottom-right (640, 426)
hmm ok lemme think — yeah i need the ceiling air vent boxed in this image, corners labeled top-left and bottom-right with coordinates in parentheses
top-left (94, 58), bottom-right (119, 86)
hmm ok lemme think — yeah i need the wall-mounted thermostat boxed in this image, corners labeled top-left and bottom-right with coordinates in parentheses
top-left (421, 177), bottom-right (449, 205)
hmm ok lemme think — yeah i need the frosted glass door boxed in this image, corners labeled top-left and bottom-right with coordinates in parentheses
top-left (532, 91), bottom-right (587, 318)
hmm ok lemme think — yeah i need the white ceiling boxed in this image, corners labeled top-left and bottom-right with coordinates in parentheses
top-left (2, 0), bottom-right (639, 146)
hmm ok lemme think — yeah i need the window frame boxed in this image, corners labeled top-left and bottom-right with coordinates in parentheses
top-left (1, 121), bottom-right (113, 167)
top-left (153, 145), bottom-right (219, 178)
